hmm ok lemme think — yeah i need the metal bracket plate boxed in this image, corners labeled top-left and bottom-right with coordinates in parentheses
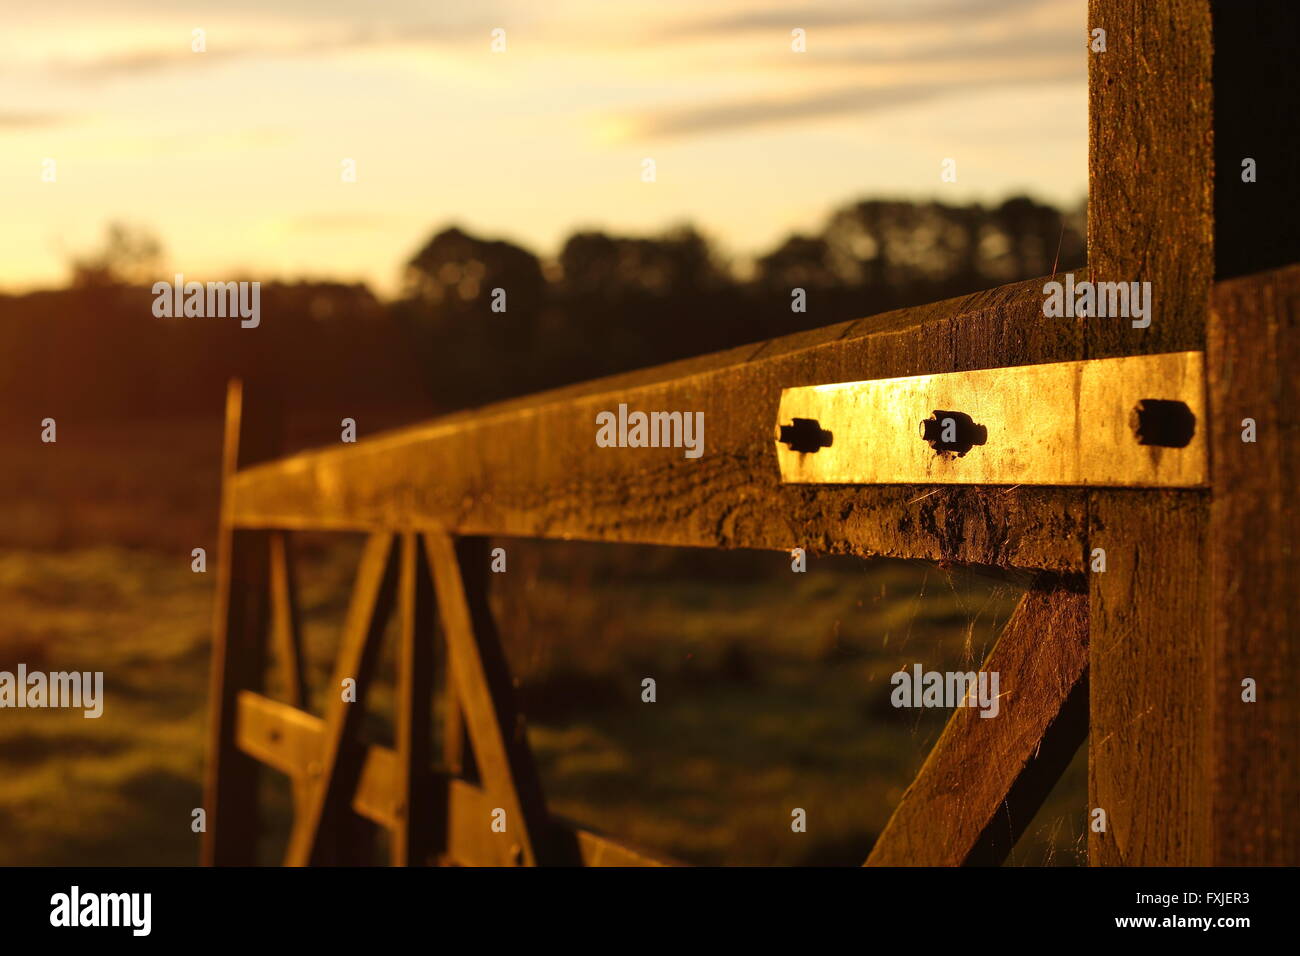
top-left (774, 351), bottom-right (1207, 487)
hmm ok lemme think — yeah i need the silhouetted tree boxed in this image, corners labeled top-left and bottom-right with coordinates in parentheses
top-left (754, 235), bottom-right (838, 291)
top-left (68, 222), bottom-right (165, 288)
top-left (398, 227), bottom-right (547, 403)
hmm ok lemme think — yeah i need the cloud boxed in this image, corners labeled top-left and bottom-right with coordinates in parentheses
top-left (627, 84), bottom-right (951, 140)
top-left (40, 21), bottom-right (485, 82)
top-left (660, 0), bottom-right (1058, 39)
top-left (0, 110), bottom-right (73, 129)
top-left (618, 60), bottom-right (1081, 140)
top-left (798, 27), bottom-right (1085, 68)
top-left (54, 48), bottom-right (233, 80)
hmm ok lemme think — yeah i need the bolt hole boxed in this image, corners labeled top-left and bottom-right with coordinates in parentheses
top-left (919, 410), bottom-right (987, 457)
top-left (776, 417), bottom-right (833, 454)
top-left (1131, 399), bottom-right (1196, 448)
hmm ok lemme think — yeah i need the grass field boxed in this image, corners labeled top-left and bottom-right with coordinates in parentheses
top-left (0, 423), bottom-right (1088, 866)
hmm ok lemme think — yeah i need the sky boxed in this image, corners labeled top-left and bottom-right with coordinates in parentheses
top-left (1, 0), bottom-right (1088, 297)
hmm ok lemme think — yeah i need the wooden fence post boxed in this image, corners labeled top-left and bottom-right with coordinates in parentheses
top-left (1207, 268), bottom-right (1300, 863)
top-left (1087, 0), bottom-right (1299, 865)
top-left (202, 380), bottom-right (284, 865)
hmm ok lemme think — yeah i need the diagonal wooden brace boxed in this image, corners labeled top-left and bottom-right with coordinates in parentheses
top-left (865, 580), bottom-right (1089, 866)
top-left (284, 532), bottom-right (399, 866)
top-left (425, 532), bottom-right (552, 866)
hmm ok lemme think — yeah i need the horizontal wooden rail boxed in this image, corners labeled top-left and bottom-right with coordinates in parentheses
top-left (237, 690), bottom-right (672, 867)
top-left (231, 274), bottom-right (1116, 572)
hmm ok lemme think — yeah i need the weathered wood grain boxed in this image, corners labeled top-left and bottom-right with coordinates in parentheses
top-left (1087, 0), bottom-right (1213, 358)
top-left (1207, 264), bottom-right (1300, 863)
top-left (231, 276), bottom-right (1091, 572)
top-left (1088, 491), bottom-right (1212, 865)
top-left (865, 582), bottom-right (1089, 867)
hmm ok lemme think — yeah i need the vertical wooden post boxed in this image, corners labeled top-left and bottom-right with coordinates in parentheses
top-left (1088, 0), bottom-right (1299, 864)
top-left (394, 532), bottom-right (434, 865)
top-left (1087, 495), bottom-right (1213, 865)
top-left (1202, 4), bottom-right (1300, 854)
top-left (1208, 266), bottom-right (1300, 864)
top-left (1086, 1), bottom-right (1214, 358)
top-left (1203, 10), bottom-right (1300, 867)
top-left (203, 379), bottom-right (283, 866)
top-left (1086, 0), bottom-right (1216, 865)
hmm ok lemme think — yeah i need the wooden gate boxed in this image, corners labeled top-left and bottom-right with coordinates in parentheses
top-left (203, 1), bottom-right (1299, 866)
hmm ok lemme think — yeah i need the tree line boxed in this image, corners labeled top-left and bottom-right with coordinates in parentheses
top-left (0, 194), bottom-right (1084, 424)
